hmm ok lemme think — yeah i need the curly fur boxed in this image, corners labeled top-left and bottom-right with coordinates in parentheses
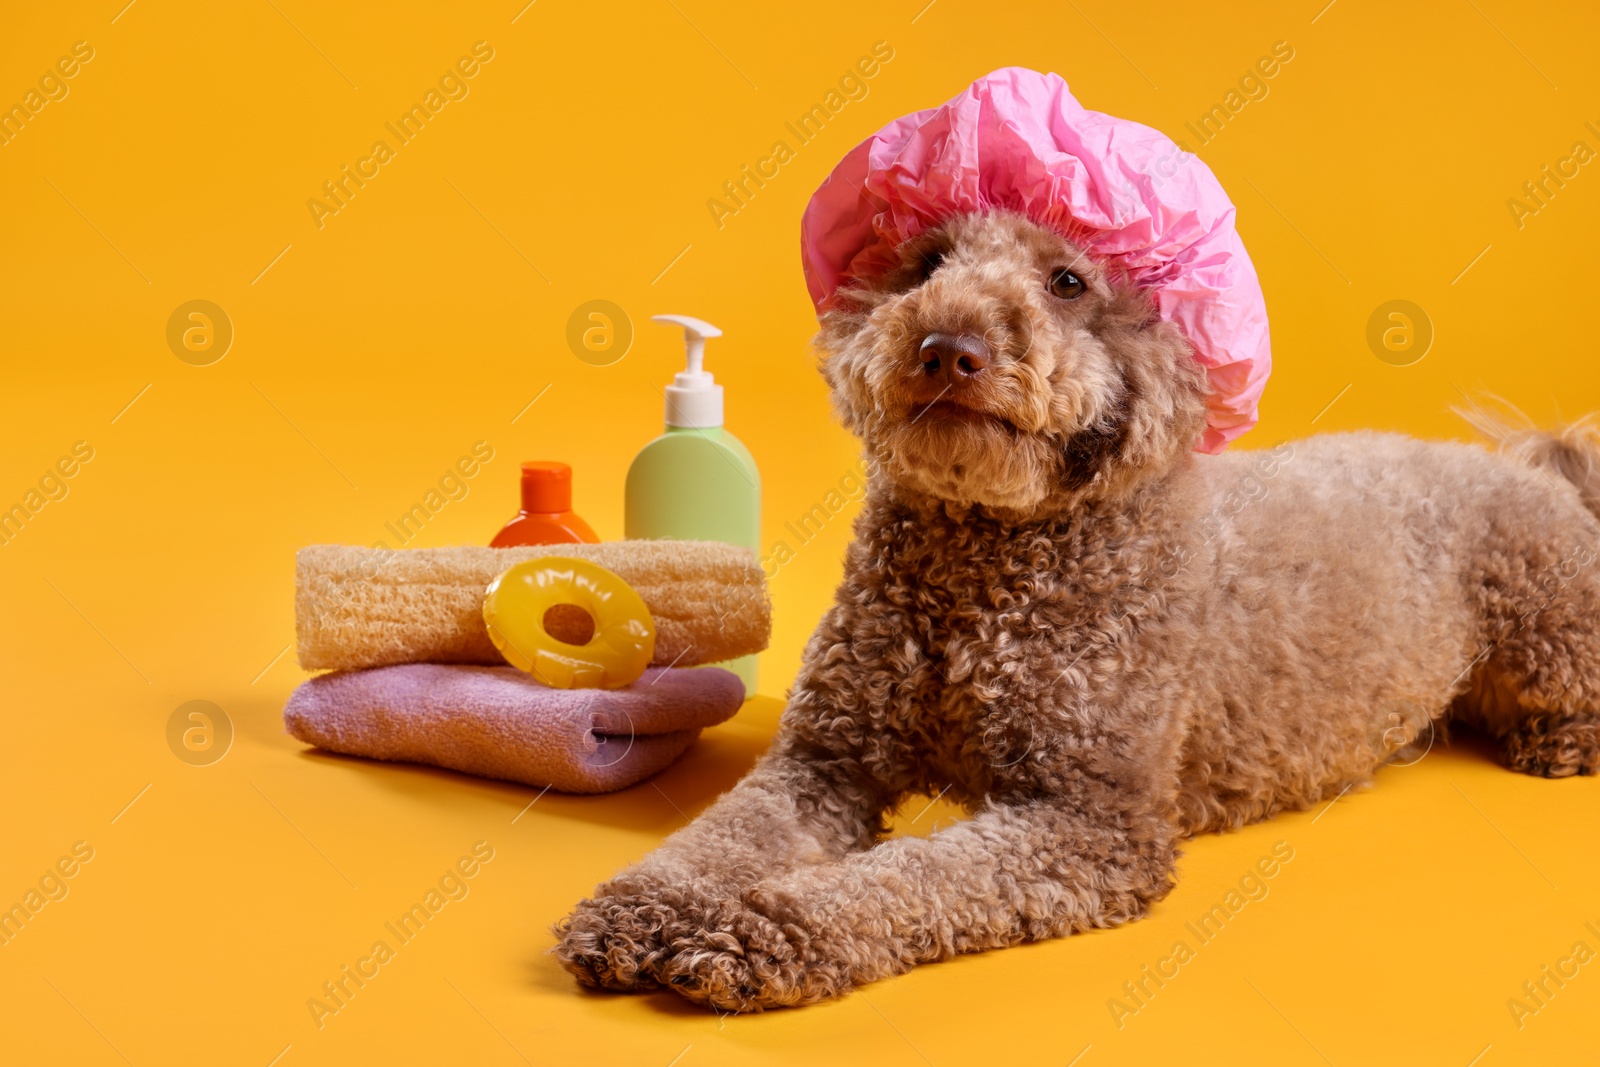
top-left (555, 210), bottom-right (1600, 1011)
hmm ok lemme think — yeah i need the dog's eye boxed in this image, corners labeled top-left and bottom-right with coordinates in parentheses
top-left (1048, 269), bottom-right (1086, 299)
top-left (919, 249), bottom-right (944, 279)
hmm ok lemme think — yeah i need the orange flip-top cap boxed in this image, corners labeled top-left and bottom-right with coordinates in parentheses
top-left (519, 461), bottom-right (572, 513)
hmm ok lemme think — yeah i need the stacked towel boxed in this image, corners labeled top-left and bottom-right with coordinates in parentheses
top-left (295, 542), bottom-right (770, 672)
top-left (284, 664), bottom-right (745, 794)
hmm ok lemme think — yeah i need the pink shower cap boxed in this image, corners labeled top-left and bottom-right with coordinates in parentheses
top-left (800, 67), bottom-right (1271, 453)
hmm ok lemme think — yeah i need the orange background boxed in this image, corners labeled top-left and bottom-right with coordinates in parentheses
top-left (2, 1), bottom-right (1598, 1063)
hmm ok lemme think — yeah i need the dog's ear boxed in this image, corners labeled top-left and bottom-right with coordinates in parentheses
top-left (1062, 306), bottom-right (1208, 497)
top-left (815, 308), bottom-right (873, 437)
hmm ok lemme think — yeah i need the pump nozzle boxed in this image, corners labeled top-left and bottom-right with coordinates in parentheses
top-left (653, 314), bottom-right (725, 429)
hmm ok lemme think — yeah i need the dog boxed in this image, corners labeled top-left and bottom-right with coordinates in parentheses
top-left (555, 208), bottom-right (1600, 1012)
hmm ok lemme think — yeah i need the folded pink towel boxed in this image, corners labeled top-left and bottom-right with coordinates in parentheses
top-left (283, 664), bottom-right (744, 794)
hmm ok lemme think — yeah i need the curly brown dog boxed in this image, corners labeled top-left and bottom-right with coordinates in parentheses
top-left (555, 209), bottom-right (1600, 1011)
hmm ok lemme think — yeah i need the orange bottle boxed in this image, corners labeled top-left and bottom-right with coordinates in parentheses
top-left (490, 462), bottom-right (600, 546)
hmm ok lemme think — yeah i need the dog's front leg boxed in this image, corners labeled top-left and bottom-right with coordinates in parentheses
top-left (553, 742), bottom-right (891, 992)
top-left (658, 796), bottom-right (1177, 1011)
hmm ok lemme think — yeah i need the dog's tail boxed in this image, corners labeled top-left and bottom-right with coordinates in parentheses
top-left (1456, 396), bottom-right (1600, 516)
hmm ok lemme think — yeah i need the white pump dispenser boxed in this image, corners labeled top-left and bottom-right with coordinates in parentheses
top-left (628, 312), bottom-right (761, 694)
top-left (653, 314), bottom-right (724, 429)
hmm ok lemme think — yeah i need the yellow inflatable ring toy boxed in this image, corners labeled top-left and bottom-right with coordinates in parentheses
top-left (482, 557), bottom-right (655, 689)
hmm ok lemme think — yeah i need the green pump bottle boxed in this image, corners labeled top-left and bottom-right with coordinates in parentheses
top-left (625, 315), bottom-right (762, 694)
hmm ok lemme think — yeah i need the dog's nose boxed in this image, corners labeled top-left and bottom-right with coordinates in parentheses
top-left (920, 332), bottom-right (990, 384)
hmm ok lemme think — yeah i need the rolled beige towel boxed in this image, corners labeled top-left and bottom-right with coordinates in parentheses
top-left (296, 542), bottom-right (770, 672)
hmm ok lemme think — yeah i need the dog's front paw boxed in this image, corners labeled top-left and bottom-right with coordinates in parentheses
top-left (553, 891), bottom-right (690, 992)
top-left (1503, 714), bottom-right (1600, 778)
top-left (658, 901), bottom-right (849, 1012)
